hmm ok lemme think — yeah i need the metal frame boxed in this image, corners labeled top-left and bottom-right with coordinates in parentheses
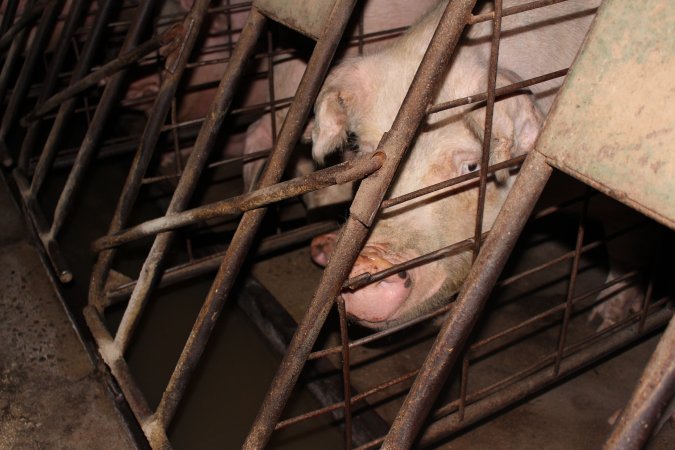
top-left (2, 0), bottom-right (672, 448)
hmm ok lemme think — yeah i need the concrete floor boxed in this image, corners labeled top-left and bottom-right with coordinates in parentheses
top-left (0, 171), bottom-right (136, 449)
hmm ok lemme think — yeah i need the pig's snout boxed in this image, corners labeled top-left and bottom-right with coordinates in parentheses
top-left (343, 246), bottom-right (413, 324)
top-left (311, 234), bottom-right (414, 325)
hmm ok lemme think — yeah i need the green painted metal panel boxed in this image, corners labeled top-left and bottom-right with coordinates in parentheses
top-left (537, 0), bottom-right (675, 229)
top-left (254, 0), bottom-right (337, 40)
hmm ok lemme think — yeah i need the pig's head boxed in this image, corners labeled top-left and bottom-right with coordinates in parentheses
top-left (310, 57), bottom-right (543, 328)
top-left (122, 0), bottom-right (236, 118)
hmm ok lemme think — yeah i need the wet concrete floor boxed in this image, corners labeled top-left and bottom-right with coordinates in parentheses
top-left (0, 171), bottom-right (135, 448)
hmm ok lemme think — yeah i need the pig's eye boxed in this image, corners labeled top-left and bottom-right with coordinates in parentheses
top-left (461, 161), bottom-right (480, 174)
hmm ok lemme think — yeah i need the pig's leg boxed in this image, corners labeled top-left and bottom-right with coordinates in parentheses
top-left (242, 114), bottom-right (274, 192)
top-left (589, 267), bottom-right (643, 331)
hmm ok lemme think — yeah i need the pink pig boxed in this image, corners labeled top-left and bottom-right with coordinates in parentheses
top-left (308, 0), bottom-right (600, 328)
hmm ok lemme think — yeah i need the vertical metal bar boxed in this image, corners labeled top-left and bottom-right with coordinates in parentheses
top-left (108, 6), bottom-right (265, 353)
top-left (458, 353), bottom-right (470, 421)
top-left (154, 1), bottom-right (358, 436)
top-left (603, 314), bottom-right (675, 450)
top-left (638, 279), bottom-right (654, 334)
top-left (17, 0), bottom-right (91, 173)
top-left (383, 151), bottom-right (552, 449)
top-left (553, 191), bottom-right (588, 375)
top-left (472, 0), bottom-right (502, 260)
top-left (245, 1), bottom-right (475, 447)
top-left (46, 0), bottom-right (160, 240)
top-left (25, 0), bottom-right (117, 199)
top-left (0, 0), bottom-right (64, 155)
top-left (337, 295), bottom-right (354, 450)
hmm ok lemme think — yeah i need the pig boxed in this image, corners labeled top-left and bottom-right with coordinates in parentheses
top-left (308, 0), bottom-right (602, 328)
top-left (122, 0), bottom-right (438, 207)
top-left (240, 0), bottom-right (441, 202)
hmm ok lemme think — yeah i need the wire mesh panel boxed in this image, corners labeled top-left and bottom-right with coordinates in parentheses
top-left (2, 0), bottom-right (674, 448)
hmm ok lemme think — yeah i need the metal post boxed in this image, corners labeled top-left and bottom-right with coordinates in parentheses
top-left (244, 0), bottom-right (476, 447)
top-left (150, 0), bottom-right (359, 435)
top-left (383, 151), bottom-right (553, 448)
top-left (603, 313), bottom-right (675, 450)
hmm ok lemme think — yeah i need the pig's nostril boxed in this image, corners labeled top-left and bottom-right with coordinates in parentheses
top-left (397, 271), bottom-right (407, 279)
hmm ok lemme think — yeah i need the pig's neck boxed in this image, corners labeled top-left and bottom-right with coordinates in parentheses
top-left (391, 0), bottom-right (450, 61)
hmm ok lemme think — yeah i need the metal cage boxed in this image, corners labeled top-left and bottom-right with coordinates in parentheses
top-left (1, 0), bottom-right (673, 448)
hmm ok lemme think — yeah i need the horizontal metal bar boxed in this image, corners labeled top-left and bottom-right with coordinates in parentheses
top-left (427, 69), bottom-right (568, 115)
top-left (381, 154), bottom-right (525, 210)
top-left (468, 0), bottom-right (576, 25)
top-left (103, 221), bottom-right (339, 304)
top-left (92, 152), bottom-right (383, 251)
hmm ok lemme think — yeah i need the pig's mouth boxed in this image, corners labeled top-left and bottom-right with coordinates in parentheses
top-left (342, 263), bottom-right (414, 325)
top-left (312, 234), bottom-right (446, 327)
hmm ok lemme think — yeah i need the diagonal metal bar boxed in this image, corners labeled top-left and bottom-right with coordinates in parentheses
top-left (37, 0), bottom-right (160, 281)
top-left (604, 312), bottom-right (675, 450)
top-left (0, 0), bottom-right (64, 162)
top-left (243, 0), bottom-right (477, 447)
top-left (0, 9), bottom-right (30, 166)
top-left (106, 4), bottom-right (265, 354)
top-left (0, 0), bottom-right (45, 51)
top-left (383, 150), bottom-right (553, 448)
top-left (22, 24), bottom-right (182, 125)
top-left (16, 0), bottom-right (92, 173)
top-left (22, 0), bottom-right (118, 200)
top-left (150, 0), bottom-right (360, 435)
top-left (91, 152), bottom-right (383, 251)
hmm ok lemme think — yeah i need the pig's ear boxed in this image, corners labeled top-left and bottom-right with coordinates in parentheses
top-left (464, 70), bottom-right (543, 183)
top-left (312, 89), bottom-right (350, 165)
top-left (312, 61), bottom-right (372, 165)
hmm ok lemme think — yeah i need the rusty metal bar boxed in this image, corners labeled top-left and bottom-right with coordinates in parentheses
top-left (82, 305), bottom-right (171, 449)
top-left (0, 11), bottom-right (30, 166)
top-left (427, 299), bottom-right (671, 424)
top-left (604, 313), bottom-right (675, 450)
top-left (0, 0), bottom-right (64, 163)
top-left (16, 0), bottom-right (91, 173)
top-left (101, 7), bottom-right (265, 351)
top-left (337, 296), bottom-right (354, 450)
top-left (276, 370), bottom-right (418, 432)
top-left (383, 150), bottom-right (553, 448)
top-left (245, 1), bottom-right (477, 447)
top-left (471, 0), bottom-right (502, 260)
top-left (104, 221), bottom-right (338, 305)
top-left (92, 152), bottom-right (383, 251)
top-left (88, 0), bottom-right (239, 315)
top-left (416, 307), bottom-right (672, 447)
top-left (381, 155), bottom-right (525, 210)
top-left (32, 0), bottom-right (160, 283)
top-left (554, 191), bottom-right (588, 375)
top-left (468, 0), bottom-right (575, 25)
top-left (0, 0), bottom-right (44, 51)
top-left (427, 69), bottom-right (568, 115)
top-left (22, 26), bottom-right (181, 124)
top-left (345, 233), bottom-right (486, 291)
top-left (0, 0), bottom-right (20, 37)
top-left (153, 1), bottom-right (359, 437)
top-left (308, 302), bottom-right (455, 361)
top-left (24, 0), bottom-right (118, 199)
